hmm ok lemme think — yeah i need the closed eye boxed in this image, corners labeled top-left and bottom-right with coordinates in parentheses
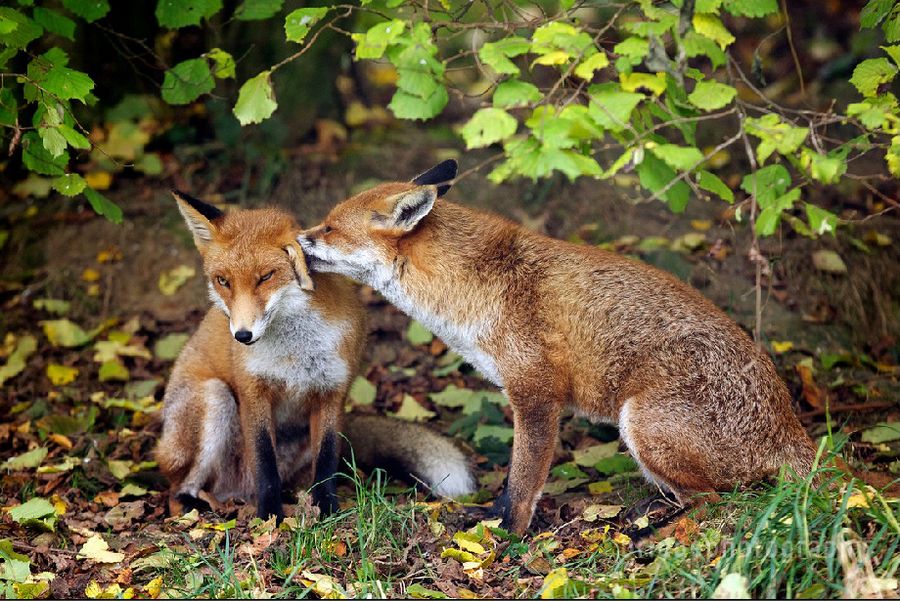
top-left (322, 225), bottom-right (333, 234)
top-left (258, 270), bottom-right (275, 285)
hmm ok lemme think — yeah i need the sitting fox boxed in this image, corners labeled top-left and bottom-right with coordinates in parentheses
top-left (156, 191), bottom-right (474, 520)
top-left (297, 160), bottom-right (818, 534)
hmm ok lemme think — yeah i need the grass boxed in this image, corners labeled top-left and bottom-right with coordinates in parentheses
top-left (140, 451), bottom-right (899, 599)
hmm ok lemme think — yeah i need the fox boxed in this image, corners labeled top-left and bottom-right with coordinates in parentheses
top-left (296, 159), bottom-right (819, 534)
top-left (156, 190), bottom-right (474, 521)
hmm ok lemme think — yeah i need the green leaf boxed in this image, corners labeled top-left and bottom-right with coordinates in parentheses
top-left (594, 453), bottom-right (638, 475)
top-left (692, 13), bottom-right (735, 49)
top-left (33, 298), bottom-right (70, 314)
top-left (636, 152), bottom-right (691, 212)
top-left (860, 0), bottom-right (894, 28)
top-left (396, 68), bottom-right (439, 99)
top-left (161, 58), bottom-right (214, 105)
top-left (620, 72), bottom-right (666, 96)
top-left (429, 385), bottom-right (473, 408)
top-left (745, 114), bottom-right (808, 163)
top-left (348, 376), bottom-right (376, 406)
top-left (688, 80), bottom-right (736, 110)
top-left (52, 173), bottom-right (86, 196)
top-left (0, 8), bottom-right (42, 48)
top-left (388, 86), bottom-right (448, 121)
top-left (62, 0), bottom-right (109, 22)
top-left (805, 203), bottom-right (838, 236)
top-left (697, 170), bottom-right (734, 203)
top-left (650, 144), bottom-right (704, 171)
top-left (493, 80), bottom-right (541, 108)
top-left (683, 31), bottom-right (726, 68)
top-left (39, 126), bottom-right (66, 157)
top-left (58, 124), bottom-right (90, 149)
top-left (235, 0), bottom-right (282, 21)
top-left (41, 318), bottom-right (93, 347)
top-left (740, 164), bottom-right (791, 206)
top-left (153, 332), bottom-right (189, 360)
top-left (284, 7), bottom-right (328, 43)
top-left (722, 0), bottom-right (779, 17)
top-left (84, 188), bottom-right (123, 224)
top-left (406, 320), bottom-right (434, 345)
top-left (32, 8), bottom-right (75, 40)
top-left (882, 45), bottom-right (900, 68)
top-left (850, 57), bottom-right (898, 97)
top-left (205, 48), bottom-right (234, 79)
top-left (574, 52), bottom-right (609, 80)
top-left (801, 148), bottom-right (847, 184)
top-left (155, 0), bottom-right (221, 28)
top-left (23, 132), bottom-right (68, 176)
top-left (811, 249), bottom-right (847, 274)
top-left (460, 107), bottom-right (517, 149)
top-left (352, 20), bottom-right (405, 59)
top-left (573, 442), bottom-right (618, 467)
top-left (479, 36), bottom-right (531, 75)
top-left (0, 14), bottom-right (17, 35)
top-left (7, 497), bottom-right (54, 523)
top-left (0, 88), bottom-right (17, 127)
top-left (587, 83), bottom-right (643, 131)
top-left (406, 583), bottom-right (449, 599)
top-left (3, 447), bottom-right (47, 470)
top-left (473, 424), bottom-right (514, 444)
top-left (614, 37), bottom-right (649, 60)
top-left (99, 359), bottom-right (129, 382)
top-left (42, 65), bottom-right (94, 101)
top-left (233, 71), bottom-right (277, 125)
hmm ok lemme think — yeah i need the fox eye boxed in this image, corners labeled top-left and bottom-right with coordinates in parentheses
top-left (216, 275), bottom-right (229, 288)
top-left (258, 270), bottom-right (275, 285)
top-left (322, 225), bottom-right (333, 234)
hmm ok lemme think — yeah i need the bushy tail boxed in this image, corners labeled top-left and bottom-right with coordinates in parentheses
top-left (342, 414), bottom-right (475, 499)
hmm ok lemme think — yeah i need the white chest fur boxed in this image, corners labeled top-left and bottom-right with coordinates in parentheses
top-left (244, 288), bottom-right (350, 395)
top-left (379, 277), bottom-right (504, 388)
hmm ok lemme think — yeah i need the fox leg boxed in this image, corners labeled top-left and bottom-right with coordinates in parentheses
top-left (618, 395), bottom-right (719, 504)
top-left (308, 391), bottom-right (343, 515)
top-left (497, 387), bottom-right (562, 534)
top-left (159, 379), bottom-right (239, 513)
top-left (238, 381), bottom-right (284, 521)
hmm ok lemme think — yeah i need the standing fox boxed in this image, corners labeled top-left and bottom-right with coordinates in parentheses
top-left (298, 160), bottom-right (818, 534)
top-left (156, 191), bottom-right (473, 521)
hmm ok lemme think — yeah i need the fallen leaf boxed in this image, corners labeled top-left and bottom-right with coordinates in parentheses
top-left (47, 364), bottom-right (79, 385)
top-left (861, 423), bottom-right (900, 444)
top-left (158, 265), bottom-right (196, 296)
top-left (107, 459), bottom-right (134, 480)
top-left (78, 534), bottom-right (125, 564)
top-left (85, 171), bottom-right (112, 190)
top-left (33, 298), bottom-right (71, 314)
top-left (674, 517), bottom-right (700, 545)
top-left (0, 335), bottom-right (37, 386)
top-left (41, 319), bottom-right (95, 347)
top-left (348, 376), bottom-right (376, 406)
top-left (153, 333), bottom-right (190, 360)
top-left (811, 250), bottom-right (847, 274)
top-left (572, 442), bottom-right (618, 467)
top-left (588, 481), bottom-right (613, 495)
top-left (771, 340), bottom-right (794, 353)
top-left (796, 360), bottom-right (824, 410)
top-left (99, 359), bottom-right (129, 382)
top-left (582, 504), bottom-right (623, 521)
top-left (406, 320), bottom-right (434, 346)
top-left (539, 567), bottom-right (569, 599)
top-left (390, 394), bottom-right (436, 422)
top-left (7, 497), bottom-right (55, 523)
top-left (82, 268), bottom-right (101, 282)
top-left (3, 447), bottom-right (48, 470)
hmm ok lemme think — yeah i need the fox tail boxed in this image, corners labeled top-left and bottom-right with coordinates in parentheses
top-left (341, 414), bottom-right (475, 499)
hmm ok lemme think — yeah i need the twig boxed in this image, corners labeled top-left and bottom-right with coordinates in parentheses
top-left (780, 0), bottom-right (804, 98)
top-left (799, 401), bottom-right (895, 420)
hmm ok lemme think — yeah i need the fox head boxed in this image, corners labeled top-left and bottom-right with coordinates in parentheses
top-left (298, 159), bottom-right (457, 285)
top-left (173, 191), bottom-right (315, 345)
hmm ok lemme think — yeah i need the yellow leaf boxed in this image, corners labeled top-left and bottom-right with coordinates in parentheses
top-left (613, 532), bottom-right (632, 546)
top-left (78, 534), bottom-right (124, 564)
top-left (847, 491), bottom-right (871, 508)
top-left (540, 567), bottom-right (569, 599)
top-left (41, 319), bottom-right (94, 347)
top-left (158, 265), bottom-right (196, 296)
top-left (453, 531), bottom-right (487, 555)
top-left (390, 393), bottom-right (436, 422)
top-left (574, 52), bottom-right (609, 80)
top-left (691, 219), bottom-right (712, 231)
top-left (82, 268), bottom-right (101, 282)
top-left (51, 494), bottom-right (68, 515)
top-left (532, 50), bottom-right (570, 66)
top-left (692, 13), bottom-right (735, 49)
top-left (85, 581), bottom-right (103, 599)
top-left (85, 171), bottom-right (112, 190)
top-left (619, 71), bottom-right (666, 96)
top-left (47, 364), bottom-right (79, 385)
top-left (772, 341), bottom-right (794, 354)
top-left (441, 547), bottom-right (480, 564)
top-left (146, 576), bottom-right (163, 599)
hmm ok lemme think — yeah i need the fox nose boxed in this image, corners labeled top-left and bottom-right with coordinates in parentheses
top-left (234, 329), bottom-right (253, 344)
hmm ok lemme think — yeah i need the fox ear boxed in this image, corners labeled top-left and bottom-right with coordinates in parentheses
top-left (376, 186), bottom-right (437, 232)
top-left (411, 159), bottom-right (457, 198)
top-left (284, 241), bottom-right (315, 292)
top-left (172, 189), bottom-right (223, 248)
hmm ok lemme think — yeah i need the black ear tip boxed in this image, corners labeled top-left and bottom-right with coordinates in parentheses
top-left (171, 189), bottom-right (224, 221)
top-left (412, 158), bottom-right (459, 189)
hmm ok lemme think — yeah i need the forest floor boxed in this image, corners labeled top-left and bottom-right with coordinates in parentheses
top-left (1, 125), bottom-right (899, 598)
